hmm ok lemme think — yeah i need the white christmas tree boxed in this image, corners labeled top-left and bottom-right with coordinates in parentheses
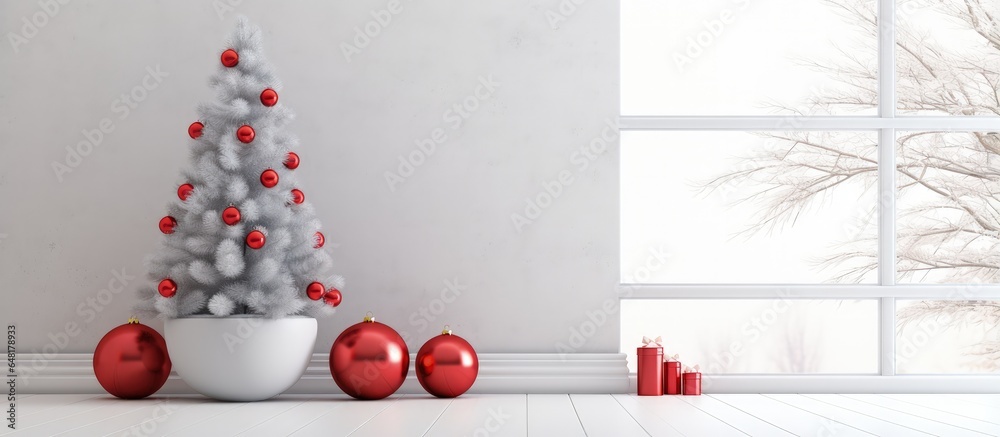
top-left (135, 17), bottom-right (343, 319)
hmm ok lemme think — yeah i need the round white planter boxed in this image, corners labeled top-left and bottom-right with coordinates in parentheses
top-left (165, 315), bottom-right (317, 401)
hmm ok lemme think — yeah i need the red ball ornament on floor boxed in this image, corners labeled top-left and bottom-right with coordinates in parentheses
top-left (221, 49), bottom-right (239, 67)
top-left (246, 230), bottom-right (266, 249)
top-left (158, 216), bottom-right (177, 234)
top-left (158, 279), bottom-right (177, 298)
top-left (177, 183), bottom-right (194, 201)
top-left (314, 231), bottom-right (325, 249)
top-left (260, 88), bottom-right (278, 107)
top-left (188, 121), bottom-right (204, 139)
top-left (323, 289), bottom-right (342, 307)
top-left (306, 282), bottom-right (325, 301)
top-left (260, 169), bottom-right (279, 188)
top-left (330, 313), bottom-right (409, 400)
top-left (237, 125), bottom-right (255, 143)
top-left (291, 189), bottom-right (305, 204)
top-left (222, 206), bottom-right (241, 226)
top-left (284, 152), bottom-right (300, 170)
top-left (415, 326), bottom-right (479, 398)
top-left (93, 318), bottom-right (171, 399)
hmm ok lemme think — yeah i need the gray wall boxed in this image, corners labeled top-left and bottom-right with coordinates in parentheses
top-left (0, 0), bottom-right (619, 355)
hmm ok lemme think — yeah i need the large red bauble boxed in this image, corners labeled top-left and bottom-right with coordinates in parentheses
top-left (260, 169), bottom-right (279, 188)
top-left (221, 49), bottom-right (239, 67)
top-left (93, 319), bottom-right (171, 399)
top-left (157, 279), bottom-right (177, 298)
top-left (188, 121), bottom-right (204, 139)
top-left (330, 315), bottom-right (409, 400)
top-left (237, 125), bottom-right (255, 143)
top-left (323, 289), bottom-right (342, 307)
top-left (415, 329), bottom-right (479, 398)
top-left (291, 189), bottom-right (305, 205)
top-left (177, 183), bottom-right (194, 201)
top-left (314, 231), bottom-right (325, 249)
top-left (284, 152), bottom-right (300, 170)
top-left (246, 230), bottom-right (266, 249)
top-left (158, 216), bottom-right (177, 234)
top-left (222, 206), bottom-right (241, 226)
top-left (260, 88), bottom-right (278, 107)
top-left (306, 282), bottom-right (325, 300)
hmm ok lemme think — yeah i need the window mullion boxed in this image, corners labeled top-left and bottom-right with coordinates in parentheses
top-left (878, 0), bottom-right (897, 376)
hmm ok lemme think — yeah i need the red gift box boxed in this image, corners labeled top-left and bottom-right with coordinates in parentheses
top-left (636, 336), bottom-right (663, 396)
top-left (682, 365), bottom-right (701, 396)
top-left (663, 355), bottom-right (682, 395)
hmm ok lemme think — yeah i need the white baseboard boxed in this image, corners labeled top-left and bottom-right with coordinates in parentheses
top-left (13, 353), bottom-right (630, 395)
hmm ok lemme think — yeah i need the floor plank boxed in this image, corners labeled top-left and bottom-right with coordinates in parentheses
top-left (5, 397), bottom-right (160, 436)
top-left (526, 395), bottom-right (586, 437)
top-left (842, 395), bottom-right (1000, 436)
top-left (347, 396), bottom-right (453, 437)
top-left (941, 394), bottom-right (1000, 409)
top-left (2, 395), bottom-right (105, 435)
top-left (712, 394), bottom-right (873, 436)
top-left (163, 397), bottom-right (307, 436)
top-left (424, 394), bottom-right (527, 437)
top-left (237, 396), bottom-right (354, 437)
top-left (803, 394), bottom-right (990, 437)
top-left (570, 394), bottom-right (649, 437)
top-left (282, 395), bottom-right (404, 436)
top-left (766, 394), bottom-right (933, 437)
top-left (108, 396), bottom-right (245, 436)
top-left (53, 397), bottom-right (207, 436)
top-left (610, 395), bottom-right (689, 436)
top-left (678, 394), bottom-right (794, 437)
top-left (882, 394), bottom-right (1000, 425)
top-left (10, 394), bottom-right (99, 419)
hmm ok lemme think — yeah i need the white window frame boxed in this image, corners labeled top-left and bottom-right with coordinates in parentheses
top-left (619, 0), bottom-right (1000, 392)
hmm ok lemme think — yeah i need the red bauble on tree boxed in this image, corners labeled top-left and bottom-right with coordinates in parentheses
top-left (188, 121), bottom-right (204, 139)
top-left (158, 279), bottom-right (177, 298)
top-left (177, 183), bottom-right (194, 201)
top-left (314, 231), bottom-right (325, 248)
top-left (93, 318), bottom-right (171, 399)
top-left (291, 189), bottom-right (305, 205)
top-left (284, 152), bottom-right (300, 170)
top-left (246, 230), bottom-right (266, 249)
top-left (306, 282), bottom-right (325, 300)
top-left (260, 88), bottom-right (278, 107)
top-left (415, 326), bottom-right (479, 398)
top-left (222, 206), bottom-right (241, 226)
top-left (237, 125), bottom-right (255, 143)
top-left (158, 216), bottom-right (177, 234)
top-left (330, 313), bottom-right (409, 400)
top-left (260, 169), bottom-right (279, 188)
top-left (324, 289), bottom-right (342, 307)
top-left (221, 49), bottom-right (239, 67)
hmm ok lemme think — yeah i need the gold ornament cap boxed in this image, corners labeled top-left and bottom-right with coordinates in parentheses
top-left (441, 325), bottom-right (453, 335)
top-left (127, 316), bottom-right (140, 324)
top-left (363, 311), bottom-right (375, 323)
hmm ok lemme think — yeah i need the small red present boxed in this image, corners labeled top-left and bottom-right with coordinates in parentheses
top-left (636, 336), bottom-right (663, 396)
top-left (663, 354), bottom-right (682, 395)
top-left (682, 365), bottom-right (702, 396)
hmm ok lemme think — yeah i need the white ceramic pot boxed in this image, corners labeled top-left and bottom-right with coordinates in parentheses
top-left (165, 315), bottom-right (317, 401)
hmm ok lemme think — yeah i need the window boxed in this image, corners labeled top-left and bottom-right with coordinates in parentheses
top-left (621, 0), bottom-right (1000, 380)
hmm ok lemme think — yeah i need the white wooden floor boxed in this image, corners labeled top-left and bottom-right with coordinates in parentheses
top-left (3, 394), bottom-right (999, 436)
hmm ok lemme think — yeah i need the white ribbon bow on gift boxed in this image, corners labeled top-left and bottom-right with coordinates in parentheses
top-left (641, 336), bottom-right (662, 347)
top-left (666, 354), bottom-right (680, 362)
top-left (683, 364), bottom-right (701, 373)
